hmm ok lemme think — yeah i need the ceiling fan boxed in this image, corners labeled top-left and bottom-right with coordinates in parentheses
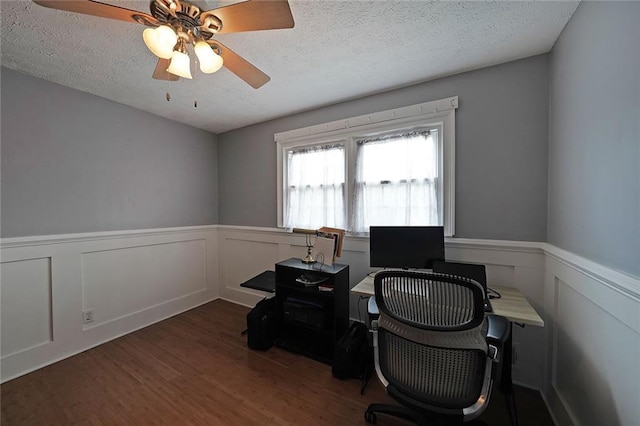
top-left (32, 0), bottom-right (295, 88)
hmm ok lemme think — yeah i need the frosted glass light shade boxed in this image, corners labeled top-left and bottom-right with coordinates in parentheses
top-left (194, 41), bottom-right (223, 74)
top-left (167, 50), bottom-right (192, 79)
top-left (143, 25), bottom-right (177, 59)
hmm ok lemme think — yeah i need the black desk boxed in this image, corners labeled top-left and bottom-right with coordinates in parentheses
top-left (274, 258), bottom-right (350, 364)
top-left (240, 270), bottom-right (276, 293)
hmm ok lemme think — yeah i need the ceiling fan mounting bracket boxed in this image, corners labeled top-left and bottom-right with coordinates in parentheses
top-left (151, 0), bottom-right (222, 41)
top-left (133, 14), bottom-right (159, 26)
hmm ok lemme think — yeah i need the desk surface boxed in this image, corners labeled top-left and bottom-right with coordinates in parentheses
top-left (351, 275), bottom-right (544, 327)
top-left (240, 270), bottom-right (276, 293)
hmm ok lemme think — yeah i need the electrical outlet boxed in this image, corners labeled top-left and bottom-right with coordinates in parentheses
top-left (82, 309), bottom-right (95, 324)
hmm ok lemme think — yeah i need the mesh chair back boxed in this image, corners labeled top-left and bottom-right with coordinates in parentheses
top-left (378, 330), bottom-right (486, 408)
top-left (373, 271), bottom-right (489, 410)
top-left (374, 271), bottom-right (485, 331)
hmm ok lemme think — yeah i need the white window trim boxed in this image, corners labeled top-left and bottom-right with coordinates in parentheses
top-left (276, 96), bottom-right (458, 236)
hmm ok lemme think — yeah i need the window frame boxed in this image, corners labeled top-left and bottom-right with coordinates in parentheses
top-left (276, 96), bottom-right (458, 236)
top-left (352, 127), bottom-right (441, 233)
top-left (284, 140), bottom-right (348, 229)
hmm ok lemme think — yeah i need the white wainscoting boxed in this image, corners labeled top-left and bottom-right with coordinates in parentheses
top-left (3, 225), bottom-right (638, 426)
top-left (217, 226), bottom-right (309, 307)
top-left (0, 226), bottom-right (219, 382)
top-left (542, 245), bottom-right (640, 426)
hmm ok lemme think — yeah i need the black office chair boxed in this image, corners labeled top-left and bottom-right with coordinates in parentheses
top-left (432, 261), bottom-right (517, 426)
top-left (365, 270), bottom-right (501, 425)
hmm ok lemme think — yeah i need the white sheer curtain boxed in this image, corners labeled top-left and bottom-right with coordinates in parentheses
top-left (352, 130), bottom-right (439, 232)
top-left (286, 144), bottom-right (345, 229)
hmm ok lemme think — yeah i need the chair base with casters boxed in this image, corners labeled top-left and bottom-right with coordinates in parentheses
top-left (365, 389), bottom-right (483, 425)
top-left (364, 373), bottom-right (495, 425)
top-left (365, 403), bottom-right (420, 425)
top-left (365, 403), bottom-right (445, 426)
top-left (365, 399), bottom-right (467, 426)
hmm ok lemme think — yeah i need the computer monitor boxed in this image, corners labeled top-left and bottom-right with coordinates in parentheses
top-left (369, 226), bottom-right (445, 269)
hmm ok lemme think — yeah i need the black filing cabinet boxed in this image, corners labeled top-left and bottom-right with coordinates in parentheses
top-left (274, 258), bottom-right (350, 365)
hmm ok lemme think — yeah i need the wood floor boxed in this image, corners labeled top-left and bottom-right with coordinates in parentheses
top-left (1, 300), bottom-right (554, 425)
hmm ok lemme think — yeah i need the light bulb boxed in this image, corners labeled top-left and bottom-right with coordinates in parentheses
top-left (167, 50), bottom-right (193, 79)
top-left (194, 41), bottom-right (224, 74)
top-left (143, 25), bottom-right (177, 59)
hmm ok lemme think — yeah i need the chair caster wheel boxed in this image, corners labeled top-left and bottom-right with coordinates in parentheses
top-left (365, 410), bottom-right (377, 424)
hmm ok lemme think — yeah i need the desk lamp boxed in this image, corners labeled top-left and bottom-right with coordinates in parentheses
top-left (292, 228), bottom-right (317, 263)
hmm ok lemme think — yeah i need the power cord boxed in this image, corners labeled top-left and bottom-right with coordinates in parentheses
top-left (487, 287), bottom-right (501, 300)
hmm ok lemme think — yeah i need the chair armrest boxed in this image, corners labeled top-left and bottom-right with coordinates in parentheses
top-left (367, 296), bottom-right (379, 316)
top-left (486, 314), bottom-right (510, 383)
top-left (487, 314), bottom-right (510, 345)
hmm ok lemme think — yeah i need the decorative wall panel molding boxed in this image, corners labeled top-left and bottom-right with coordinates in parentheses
top-left (542, 246), bottom-right (639, 426)
top-left (1, 226), bottom-right (219, 382)
top-left (1, 258), bottom-right (53, 358)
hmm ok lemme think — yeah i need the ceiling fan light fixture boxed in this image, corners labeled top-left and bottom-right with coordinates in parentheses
top-left (167, 50), bottom-right (193, 79)
top-left (32, 0), bottom-right (294, 88)
top-left (194, 41), bottom-right (223, 74)
top-left (143, 25), bottom-right (178, 59)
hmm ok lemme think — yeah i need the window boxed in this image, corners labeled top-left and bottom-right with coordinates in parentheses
top-left (286, 144), bottom-right (345, 229)
top-left (276, 97), bottom-right (457, 235)
top-left (352, 130), bottom-right (439, 232)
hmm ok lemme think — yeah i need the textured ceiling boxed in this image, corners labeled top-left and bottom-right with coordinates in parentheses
top-left (1, 0), bottom-right (579, 134)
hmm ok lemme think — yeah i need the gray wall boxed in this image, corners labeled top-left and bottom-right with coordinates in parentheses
top-left (1, 68), bottom-right (219, 237)
top-left (548, 2), bottom-right (639, 277)
top-left (218, 55), bottom-right (550, 241)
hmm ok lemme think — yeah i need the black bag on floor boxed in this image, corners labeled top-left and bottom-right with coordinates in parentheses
top-left (332, 321), bottom-right (373, 380)
top-left (246, 297), bottom-right (277, 350)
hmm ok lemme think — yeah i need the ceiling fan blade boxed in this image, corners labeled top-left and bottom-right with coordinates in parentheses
top-left (33, 0), bottom-right (158, 26)
top-left (209, 40), bottom-right (270, 89)
top-left (201, 0), bottom-right (294, 34)
top-left (152, 58), bottom-right (179, 81)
